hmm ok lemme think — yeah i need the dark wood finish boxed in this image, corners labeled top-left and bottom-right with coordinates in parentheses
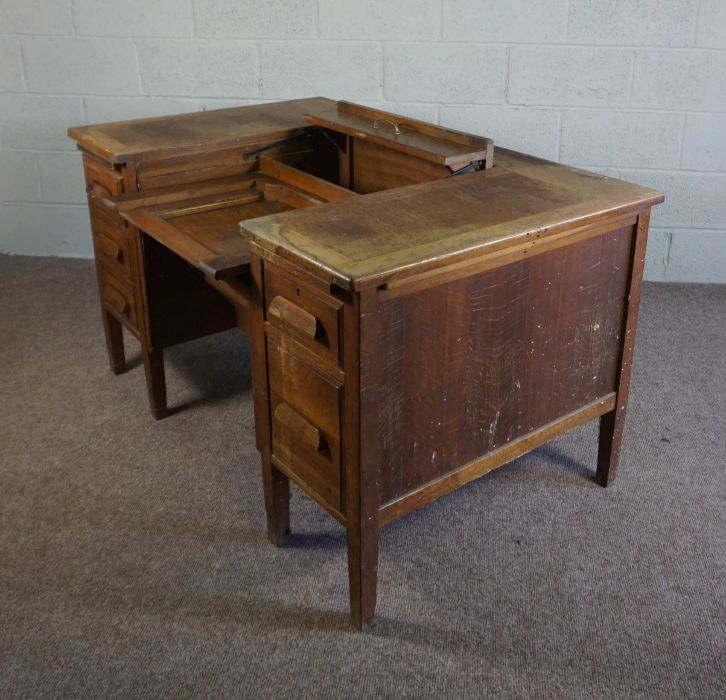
top-left (244, 105), bottom-right (661, 627)
top-left (350, 288), bottom-right (380, 628)
top-left (264, 264), bottom-right (342, 370)
top-left (250, 253), bottom-right (290, 545)
top-left (101, 309), bottom-right (125, 375)
top-left (380, 394), bottom-right (617, 526)
top-left (71, 98), bottom-right (664, 628)
top-left (371, 225), bottom-right (633, 505)
top-left (351, 139), bottom-right (451, 194)
top-left (267, 338), bottom-right (342, 511)
top-left (268, 297), bottom-right (319, 339)
top-left (242, 152), bottom-right (661, 292)
top-left (69, 97), bottom-right (337, 164)
top-left (597, 209), bottom-right (651, 486)
top-left (142, 347), bottom-right (167, 420)
top-left (304, 100), bottom-right (493, 168)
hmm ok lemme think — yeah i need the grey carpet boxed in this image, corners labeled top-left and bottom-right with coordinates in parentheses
top-left (0, 254), bottom-right (724, 699)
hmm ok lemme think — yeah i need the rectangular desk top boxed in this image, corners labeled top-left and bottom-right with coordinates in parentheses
top-left (241, 149), bottom-right (664, 292)
top-left (70, 96), bottom-right (663, 295)
top-left (68, 97), bottom-right (336, 164)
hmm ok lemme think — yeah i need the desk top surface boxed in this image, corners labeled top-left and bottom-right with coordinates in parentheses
top-left (68, 97), bottom-right (335, 163)
top-left (71, 97), bottom-right (663, 292)
top-left (242, 149), bottom-right (663, 291)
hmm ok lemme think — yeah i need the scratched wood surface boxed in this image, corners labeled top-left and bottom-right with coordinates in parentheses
top-left (373, 225), bottom-right (634, 504)
top-left (243, 150), bottom-right (663, 291)
top-left (304, 100), bottom-right (493, 167)
top-left (68, 97), bottom-right (336, 164)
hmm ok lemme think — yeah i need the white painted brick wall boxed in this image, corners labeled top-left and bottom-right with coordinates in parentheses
top-left (137, 40), bottom-right (259, 97)
top-left (0, 0), bottom-right (724, 282)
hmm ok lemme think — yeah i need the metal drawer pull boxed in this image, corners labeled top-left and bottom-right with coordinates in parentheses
top-left (96, 234), bottom-right (122, 261)
top-left (103, 286), bottom-right (130, 316)
top-left (372, 118), bottom-right (401, 135)
top-left (268, 296), bottom-right (319, 338)
top-left (274, 403), bottom-right (324, 452)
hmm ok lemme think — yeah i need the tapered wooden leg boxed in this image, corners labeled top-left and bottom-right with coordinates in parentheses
top-left (345, 288), bottom-right (380, 629)
top-left (596, 210), bottom-right (651, 487)
top-left (102, 309), bottom-right (125, 374)
top-left (142, 345), bottom-right (168, 420)
top-left (596, 408), bottom-right (623, 487)
top-left (261, 451), bottom-right (290, 546)
top-left (347, 515), bottom-right (378, 629)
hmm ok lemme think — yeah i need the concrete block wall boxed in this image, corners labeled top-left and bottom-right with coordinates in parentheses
top-left (1, 0), bottom-right (724, 281)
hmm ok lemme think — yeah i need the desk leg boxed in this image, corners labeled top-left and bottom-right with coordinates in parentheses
top-left (347, 514), bottom-right (378, 629)
top-left (597, 409), bottom-right (623, 487)
top-left (346, 288), bottom-right (379, 629)
top-left (142, 346), bottom-right (168, 420)
top-left (102, 309), bottom-right (125, 374)
top-left (261, 450), bottom-right (290, 546)
top-left (597, 210), bottom-right (650, 487)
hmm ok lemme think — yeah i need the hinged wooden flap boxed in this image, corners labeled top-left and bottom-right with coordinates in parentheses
top-left (112, 162), bottom-right (356, 280)
top-left (304, 101), bottom-right (494, 169)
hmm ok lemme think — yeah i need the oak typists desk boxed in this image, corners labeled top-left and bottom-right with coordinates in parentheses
top-left (70, 99), bottom-right (663, 628)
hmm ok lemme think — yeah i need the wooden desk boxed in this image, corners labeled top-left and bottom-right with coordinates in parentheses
top-left (69, 97), bottom-right (342, 417)
top-left (71, 99), bottom-right (663, 628)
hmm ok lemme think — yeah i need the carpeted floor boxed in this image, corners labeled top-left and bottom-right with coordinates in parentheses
top-left (1, 254), bottom-right (724, 699)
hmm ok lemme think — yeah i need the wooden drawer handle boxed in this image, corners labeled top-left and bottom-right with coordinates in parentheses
top-left (268, 296), bottom-right (318, 338)
top-left (96, 233), bottom-right (122, 262)
top-left (274, 403), bottom-right (324, 452)
top-left (86, 182), bottom-right (110, 200)
top-left (103, 286), bottom-right (130, 316)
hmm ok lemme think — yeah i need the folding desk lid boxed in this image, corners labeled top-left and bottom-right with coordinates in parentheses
top-left (304, 101), bottom-right (494, 169)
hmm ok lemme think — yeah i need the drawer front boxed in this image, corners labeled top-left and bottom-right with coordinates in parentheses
top-left (137, 146), bottom-right (254, 190)
top-left (264, 266), bottom-right (342, 368)
top-left (135, 133), bottom-right (314, 191)
top-left (98, 267), bottom-right (139, 333)
top-left (267, 339), bottom-right (341, 510)
top-left (83, 154), bottom-right (125, 197)
top-left (89, 200), bottom-right (133, 280)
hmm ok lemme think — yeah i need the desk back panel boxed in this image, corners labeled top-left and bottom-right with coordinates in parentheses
top-left (372, 223), bottom-right (634, 504)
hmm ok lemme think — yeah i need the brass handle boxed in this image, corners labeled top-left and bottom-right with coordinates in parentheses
top-left (274, 403), bottom-right (325, 452)
top-left (372, 118), bottom-right (401, 135)
top-left (103, 286), bottom-right (130, 316)
top-left (268, 296), bottom-right (318, 339)
top-left (96, 234), bottom-right (122, 262)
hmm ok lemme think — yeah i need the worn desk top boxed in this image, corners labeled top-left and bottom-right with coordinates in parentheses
top-left (68, 97), bottom-right (335, 164)
top-left (242, 149), bottom-right (664, 292)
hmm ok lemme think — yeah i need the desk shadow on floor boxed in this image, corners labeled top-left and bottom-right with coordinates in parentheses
top-left (535, 443), bottom-right (598, 484)
top-left (161, 331), bottom-right (252, 414)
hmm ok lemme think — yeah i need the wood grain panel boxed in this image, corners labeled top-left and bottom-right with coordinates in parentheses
top-left (264, 265), bottom-right (343, 369)
top-left (352, 139), bottom-right (450, 194)
top-left (88, 200), bottom-right (133, 280)
top-left (267, 339), bottom-right (342, 510)
top-left (375, 225), bottom-right (634, 504)
top-left (141, 235), bottom-right (237, 350)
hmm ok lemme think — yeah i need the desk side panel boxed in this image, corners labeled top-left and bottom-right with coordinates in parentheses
top-left (374, 223), bottom-right (634, 505)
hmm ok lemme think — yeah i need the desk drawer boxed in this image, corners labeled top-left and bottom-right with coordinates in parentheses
top-left (98, 267), bottom-right (139, 333)
top-left (83, 154), bottom-right (125, 197)
top-left (267, 339), bottom-right (341, 510)
top-left (135, 132), bottom-right (315, 191)
top-left (89, 201), bottom-right (133, 280)
top-left (264, 266), bottom-right (342, 369)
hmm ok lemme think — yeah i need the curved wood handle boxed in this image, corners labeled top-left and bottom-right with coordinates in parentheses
top-left (103, 286), bottom-right (130, 317)
top-left (96, 234), bottom-right (122, 261)
top-left (268, 296), bottom-right (318, 338)
top-left (274, 403), bottom-right (324, 452)
top-left (86, 182), bottom-right (110, 200)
